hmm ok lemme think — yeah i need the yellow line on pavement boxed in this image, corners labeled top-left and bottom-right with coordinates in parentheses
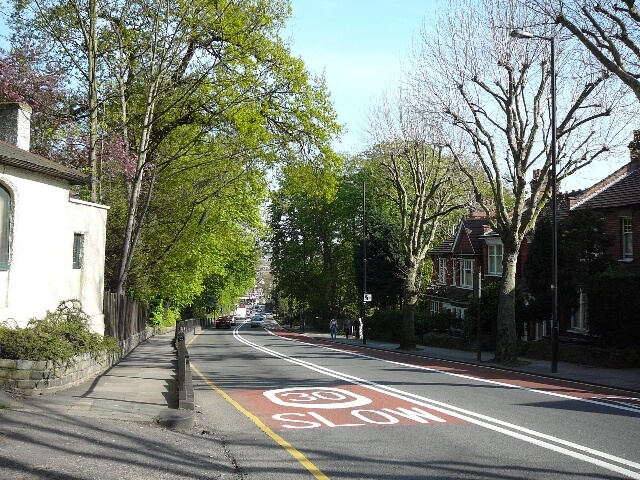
top-left (191, 363), bottom-right (330, 480)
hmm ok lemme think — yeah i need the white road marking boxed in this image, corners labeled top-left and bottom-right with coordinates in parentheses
top-left (270, 329), bottom-right (640, 415)
top-left (232, 327), bottom-right (640, 479)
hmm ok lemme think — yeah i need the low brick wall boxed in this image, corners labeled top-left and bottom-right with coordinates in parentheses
top-left (0, 325), bottom-right (176, 395)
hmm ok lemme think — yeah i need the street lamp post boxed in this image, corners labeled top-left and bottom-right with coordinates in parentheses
top-left (510, 28), bottom-right (559, 373)
top-left (362, 181), bottom-right (367, 345)
top-left (346, 180), bottom-right (368, 345)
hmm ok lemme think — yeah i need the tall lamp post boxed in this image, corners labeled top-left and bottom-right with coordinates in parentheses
top-left (510, 28), bottom-right (559, 373)
top-left (346, 180), bottom-right (368, 345)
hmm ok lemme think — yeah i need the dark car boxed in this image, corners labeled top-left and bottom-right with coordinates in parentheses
top-left (215, 315), bottom-right (232, 329)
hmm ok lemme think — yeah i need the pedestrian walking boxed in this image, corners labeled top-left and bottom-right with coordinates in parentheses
top-left (329, 318), bottom-right (338, 339)
top-left (344, 319), bottom-right (351, 339)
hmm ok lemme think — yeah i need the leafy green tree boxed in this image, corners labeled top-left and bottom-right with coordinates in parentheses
top-left (269, 154), bottom-right (346, 321)
top-left (7, 0), bottom-right (341, 307)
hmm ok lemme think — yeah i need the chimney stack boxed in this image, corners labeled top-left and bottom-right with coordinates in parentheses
top-left (629, 129), bottom-right (640, 168)
top-left (0, 102), bottom-right (31, 151)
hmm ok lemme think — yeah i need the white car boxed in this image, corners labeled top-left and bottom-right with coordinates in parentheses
top-left (250, 315), bottom-right (265, 328)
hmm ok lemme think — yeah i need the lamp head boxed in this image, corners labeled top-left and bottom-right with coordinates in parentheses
top-left (510, 28), bottom-right (534, 39)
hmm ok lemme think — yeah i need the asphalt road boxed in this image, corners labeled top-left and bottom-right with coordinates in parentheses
top-left (189, 321), bottom-right (640, 480)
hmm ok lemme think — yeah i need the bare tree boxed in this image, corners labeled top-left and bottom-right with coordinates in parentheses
top-left (529, 0), bottom-right (640, 102)
top-left (364, 88), bottom-right (471, 350)
top-left (408, 0), bottom-right (633, 362)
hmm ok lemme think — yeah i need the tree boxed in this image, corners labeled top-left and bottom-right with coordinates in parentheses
top-left (0, 44), bottom-right (85, 167)
top-left (7, 0), bottom-right (103, 200)
top-left (7, 0), bottom-right (342, 301)
top-left (529, 0), bottom-right (640, 102)
top-left (410, 0), bottom-right (631, 362)
top-left (362, 88), bottom-right (472, 350)
top-left (269, 152), bottom-right (346, 321)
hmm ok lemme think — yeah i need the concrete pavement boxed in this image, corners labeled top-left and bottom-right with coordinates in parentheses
top-left (0, 332), bottom-right (239, 480)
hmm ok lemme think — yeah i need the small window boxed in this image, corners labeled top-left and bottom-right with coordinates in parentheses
top-left (459, 259), bottom-right (473, 289)
top-left (0, 185), bottom-right (10, 270)
top-left (73, 233), bottom-right (84, 269)
top-left (430, 300), bottom-right (441, 314)
top-left (622, 217), bottom-right (633, 260)
top-left (438, 258), bottom-right (447, 284)
top-left (488, 244), bottom-right (503, 276)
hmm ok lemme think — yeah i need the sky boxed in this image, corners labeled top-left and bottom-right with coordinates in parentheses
top-left (283, 0), bottom-right (435, 155)
top-left (283, 0), bottom-right (632, 192)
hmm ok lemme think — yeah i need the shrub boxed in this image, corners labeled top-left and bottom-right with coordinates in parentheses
top-left (149, 301), bottom-right (179, 328)
top-left (366, 309), bottom-right (404, 342)
top-left (588, 268), bottom-right (640, 348)
top-left (0, 300), bottom-right (120, 365)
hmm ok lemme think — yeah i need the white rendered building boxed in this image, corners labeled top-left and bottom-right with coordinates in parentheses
top-left (0, 103), bottom-right (109, 334)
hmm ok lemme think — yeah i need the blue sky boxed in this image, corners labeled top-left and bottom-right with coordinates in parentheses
top-left (284, 0), bottom-right (436, 155)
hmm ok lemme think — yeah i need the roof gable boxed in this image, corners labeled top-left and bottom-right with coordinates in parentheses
top-left (429, 218), bottom-right (491, 256)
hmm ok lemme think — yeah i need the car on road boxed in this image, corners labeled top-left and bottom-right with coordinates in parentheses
top-left (215, 315), bottom-right (232, 329)
top-left (250, 314), bottom-right (265, 328)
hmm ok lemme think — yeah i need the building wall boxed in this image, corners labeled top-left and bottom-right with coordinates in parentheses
top-left (0, 166), bottom-right (108, 334)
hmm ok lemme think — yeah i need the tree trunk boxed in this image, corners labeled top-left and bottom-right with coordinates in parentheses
top-left (494, 250), bottom-right (518, 363)
top-left (399, 267), bottom-right (419, 350)
top-left (88, 0), bottom-right (98, 202)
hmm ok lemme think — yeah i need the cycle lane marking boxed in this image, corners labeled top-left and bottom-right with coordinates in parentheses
top-left (271, 329), bottom-right (640, 413)
top-left (229, 327), bottom-right (640, 479)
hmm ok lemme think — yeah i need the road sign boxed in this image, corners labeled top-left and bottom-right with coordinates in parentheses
top-left (364, 294), bottom-right (372, 302)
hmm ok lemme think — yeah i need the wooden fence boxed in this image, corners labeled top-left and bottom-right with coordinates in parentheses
top-left (103, 292), bottom-right (149, 341)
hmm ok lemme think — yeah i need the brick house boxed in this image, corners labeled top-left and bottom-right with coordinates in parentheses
top-left (563, 132), bottom-right (640, 333)
top-left (424, 214), bottom-right (529, 326)
top-left (425, 130), bottom-right (640, 342)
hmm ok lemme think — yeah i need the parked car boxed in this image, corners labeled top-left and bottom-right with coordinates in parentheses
top-left (250, 314), bottom-right (265, 328)
top-left (215, 315), bottom-right (232, 329)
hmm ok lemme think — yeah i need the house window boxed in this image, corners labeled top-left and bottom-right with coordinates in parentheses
top-left (451, 306), bottom-right (466, 319)
top-left (430, 300), bottom-right (441, 314)
top-left (488, 244), bottom-right (503, 276)
top-left (622, 217), bottom-right (633, 260)
top-left (0, 185), bottom-right (10, 270)
top-left (459, 259), bottom-right (473, 289)
top-left (73, 233), bottom-right (84, 269)
top-left (438, 258), bottom-right (447, 284)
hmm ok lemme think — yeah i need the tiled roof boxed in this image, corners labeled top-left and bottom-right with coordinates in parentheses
top-left (430, 234), bottom-right (455, 255)
top-left (429, 218), bottom-right (491, 255)
top-left (462, 218), bottom-right (491, 254)
top-left (573, 167), bottom-right (640, 210)
top-left (0, 140), bottom-right (88, 185)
